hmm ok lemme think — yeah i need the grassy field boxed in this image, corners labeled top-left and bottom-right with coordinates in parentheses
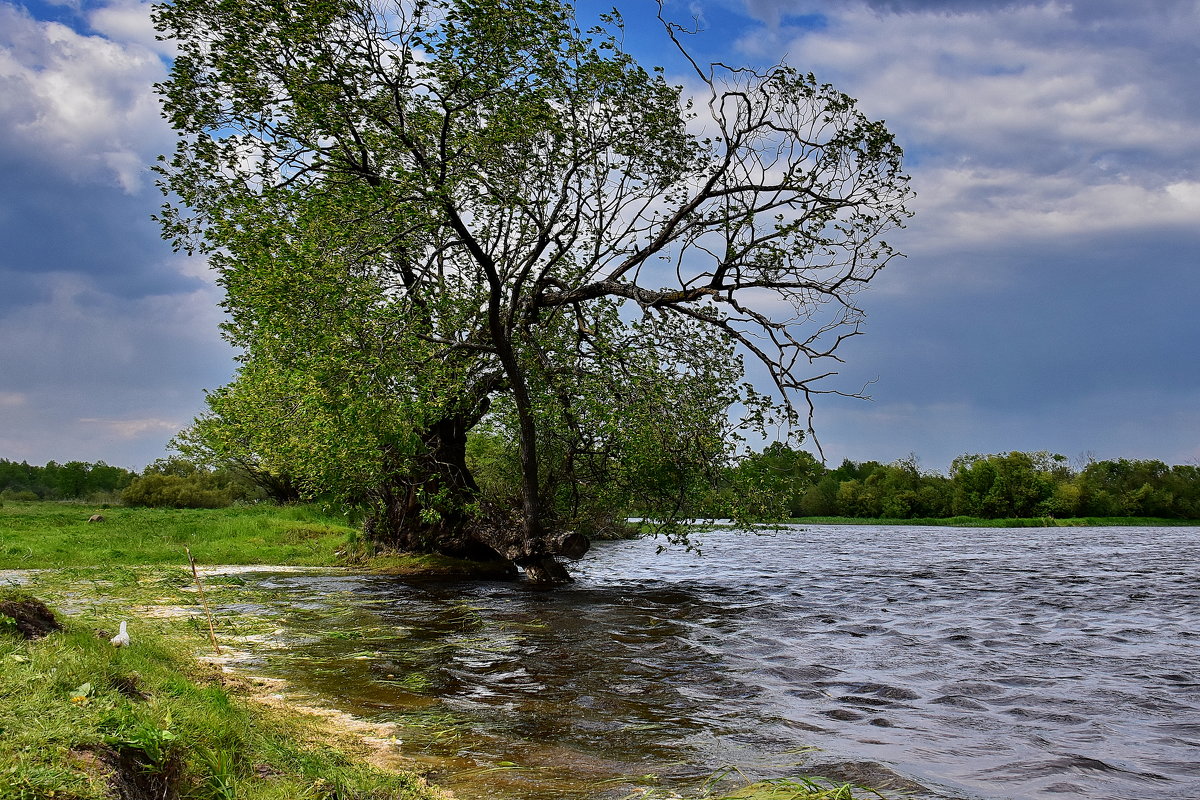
top-left (0, 501), bottom-right (361, 570)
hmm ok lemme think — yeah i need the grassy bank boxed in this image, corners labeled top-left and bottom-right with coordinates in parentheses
top-left (0, 501), bottom-right (515, 578)
top-left (0, 589), bottom-right (446, 800)
top-left (0, 586), bottom-right (888, 800)
top-left (0, 504), bottom-right (890, 800)
top-left (790, 515), bottom-right (1200, 527)
top-left (1, 573), bottom-right (884, 800)
top-left (0, 501), bottom-right (359, 570)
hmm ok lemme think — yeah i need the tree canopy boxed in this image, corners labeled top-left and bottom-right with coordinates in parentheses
top-left (704, 447), bottom-right (1200, 522)
top-left (154, 0), bottom-right (912, 581)
top-left (0, 459), bottom-right (136, 501)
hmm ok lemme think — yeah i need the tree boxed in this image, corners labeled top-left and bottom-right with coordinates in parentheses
top-left (950, 452), bottom-right (1060, 518)
top-left (173, 416), bottom-right (303, 503)
top-left (154, 0), bottom-right (911, 581)
top-left (120, 457), bottom-right (267, 508)
top-left (726, 441), bottom-right (824, 518)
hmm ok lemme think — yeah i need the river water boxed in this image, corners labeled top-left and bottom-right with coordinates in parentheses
top-left (214, 525), bottom-right (1200, 800)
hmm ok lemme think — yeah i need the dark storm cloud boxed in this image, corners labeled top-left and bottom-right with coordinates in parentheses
top-left (0, 0), bottom-right (233, 468)
top-left (0, 161), bottom-right (201, 310)
top-left (857, 227), bottom-right (1200, 407)
top-left (804, 222), bottom-right (1200, 469)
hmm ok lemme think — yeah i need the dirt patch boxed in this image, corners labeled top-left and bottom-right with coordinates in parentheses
top-left (70, 745), bottom-right (181, 800)
top-left (103, 746), bottom-right (182, 800)
top-left (110, 672), bottom-right (150, 701)
top-left (0, 592), bottom-right (62, 638)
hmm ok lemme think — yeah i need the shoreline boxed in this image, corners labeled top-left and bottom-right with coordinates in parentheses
top-left (0, 588), bottom-right (450, 800)
top-left (787, 515), bottom-right (1200, 527)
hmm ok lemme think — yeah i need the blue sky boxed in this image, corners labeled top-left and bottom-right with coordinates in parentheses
top-left (1, 0), bottom-right (1197, 472)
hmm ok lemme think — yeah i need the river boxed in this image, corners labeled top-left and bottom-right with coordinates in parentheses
top-left (212, 524), bottom-right (1200, 800)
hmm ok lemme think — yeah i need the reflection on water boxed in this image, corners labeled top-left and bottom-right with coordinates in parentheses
top-left (212, 525), bottom-right (1200, 800)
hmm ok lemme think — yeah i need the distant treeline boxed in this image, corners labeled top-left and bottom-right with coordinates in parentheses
top-left (0, 459), bottom-right (137, 501)
top-left (712, 445), bottom-right (1200, 520)
top-left (5, 447), bottom-right (1199, 521)
top-left (0, 458), bottom-right (271, 507)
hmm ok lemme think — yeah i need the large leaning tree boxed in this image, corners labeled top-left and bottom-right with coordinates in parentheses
top-left (154, 0), bottom-right (911, 582)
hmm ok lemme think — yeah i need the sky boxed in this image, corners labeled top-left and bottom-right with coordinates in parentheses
top-left (1, 0), bottom-right (1197, 473)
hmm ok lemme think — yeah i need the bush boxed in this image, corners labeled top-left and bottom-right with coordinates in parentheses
top-left (1, 489), bottom-right (40, 502)
top-left (121, 475), bottom-right (233, 509)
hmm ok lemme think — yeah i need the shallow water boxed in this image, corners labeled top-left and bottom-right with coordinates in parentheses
top-left (212, 525), bottom-right (1200, 800)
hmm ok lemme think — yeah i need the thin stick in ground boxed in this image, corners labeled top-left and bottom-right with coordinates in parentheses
top-left (185, 545), bottom-right (222, 655)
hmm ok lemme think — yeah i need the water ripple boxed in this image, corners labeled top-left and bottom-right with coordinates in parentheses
top-left (219, 525), bottom-right (1200, 800)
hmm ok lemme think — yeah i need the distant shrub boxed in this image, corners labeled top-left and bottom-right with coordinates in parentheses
top-left (0, 489), bottom-right (40, 502)
top-left (120, 474), bottom-right (233, 509)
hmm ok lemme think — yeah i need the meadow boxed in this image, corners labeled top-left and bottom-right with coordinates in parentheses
top-left (0, 502), bottom-right (359, 570)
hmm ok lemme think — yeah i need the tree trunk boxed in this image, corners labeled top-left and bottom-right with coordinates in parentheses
top-left (361, 414), bottom-right (588, 583)
top-left (364, 416), bottom-right (500, 562)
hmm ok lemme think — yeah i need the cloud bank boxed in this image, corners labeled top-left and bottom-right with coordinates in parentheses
top-left (716, 0), bottom-right (1200, 467)
top-left (0, 0), bottom-right (232, 469)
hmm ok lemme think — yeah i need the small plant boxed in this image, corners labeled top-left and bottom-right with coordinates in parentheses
top-left (105, 713), bottom-right (178, 770)
top-left (198, 746), bottom-right (239, 800)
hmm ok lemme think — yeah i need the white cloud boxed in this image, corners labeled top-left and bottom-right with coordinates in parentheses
top-left (730, 1), bottom-right (1200, 261)
top-left (0, 1), bottom-right (170, 193)
top-left (0, 392), bottom-right (27, 408)
top-left (77, 417), bottom-right (182, 438)
top-left (88, 0), bottom-right (176, 58)
top-left (909, 168), bottom-right (1200, 251)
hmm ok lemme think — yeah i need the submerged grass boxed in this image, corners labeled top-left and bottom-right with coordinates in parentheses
top-left (0, 591), bottom-right (445, 800)
top-left (625, 771), bottom-right (885, 800)
top-left (716, 776), bottom-right (883, 799)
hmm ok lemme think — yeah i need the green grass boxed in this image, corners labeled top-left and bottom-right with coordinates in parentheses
top-left (789, 515), bottom-right (1200, 527)
top-left (0, 502), bottom-right (361, 570)
top-left (0, 502), bottom-right (523, 578)
top-left (0, 590), bottom-right (444, 800)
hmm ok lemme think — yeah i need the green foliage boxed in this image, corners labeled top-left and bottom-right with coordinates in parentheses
top-left (0, 459), bottom-right (137, 501)
top-left (121, 474), bottom-right (233, 509)
top-left (154, 0), bottom-right (911, 560)
top-left (720, 441), bottom-right (824, 519)
top-left (120, 457), bottom-right (267, 509)
top-left (704, 448), bottom-right (1200, 522)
